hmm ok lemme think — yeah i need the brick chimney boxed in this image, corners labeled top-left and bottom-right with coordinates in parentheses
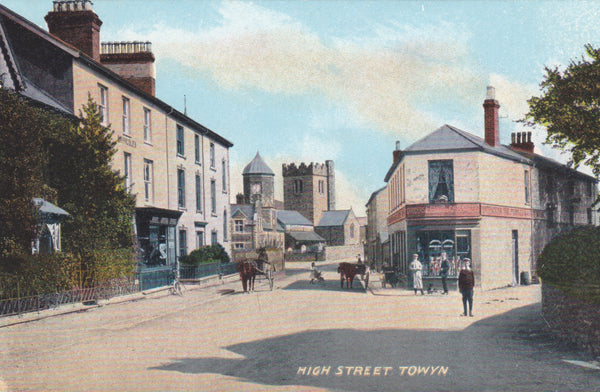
top-left (393, 140), bottom-right (403, 163)
top-left (100, 42), bottom-right (156, 96)
top-left (45, 1), bottom-right (102, 62)
top-left (510, 131), bottom-right (535, 153)
top-left (483, 86), bottom-right (500, 147)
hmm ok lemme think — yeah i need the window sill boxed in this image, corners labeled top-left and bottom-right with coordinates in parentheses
top-left (178, 206), bottom-right (187, 211)
top-left (122, 133), bottom-right (132, 138)
top-left (210, 166), bottom-right (216, 171)
top-left (195, 161), bottom-right (202, 166)
top-left (177, 154), bottom-right (186, 160)
top-left (211, 213), bottom-right (218, 217)
top-left (144, 141), bottom-right (154, 147)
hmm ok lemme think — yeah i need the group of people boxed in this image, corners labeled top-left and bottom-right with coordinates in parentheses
top-left (409, 253), bottom-right (475, 317)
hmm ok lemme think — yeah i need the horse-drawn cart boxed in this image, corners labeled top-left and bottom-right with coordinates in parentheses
top-left (237, 248), bottom-right (276, 292)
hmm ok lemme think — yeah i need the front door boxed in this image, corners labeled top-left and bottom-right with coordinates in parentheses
top-left (512, 230), bottom-right (519, 285)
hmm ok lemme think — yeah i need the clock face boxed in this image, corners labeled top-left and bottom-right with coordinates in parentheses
top-left (251, 183), bottom-right (261, 194)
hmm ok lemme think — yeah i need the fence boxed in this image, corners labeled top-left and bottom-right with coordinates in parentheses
top-left (179, 262), bottom-right (238, 280)
top-left (0, 281), bottom-right (139, 317)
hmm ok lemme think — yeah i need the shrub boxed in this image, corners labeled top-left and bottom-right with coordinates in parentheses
top-left (180, 244), bottom-right (230, 265)
top-left (537, 226), bottom-right (600, 304)
top-left (0, 252), bottom-right (79, 298)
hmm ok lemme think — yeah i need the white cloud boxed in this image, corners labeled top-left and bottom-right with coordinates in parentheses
top-left (131, 1), bottom-right (488, 139)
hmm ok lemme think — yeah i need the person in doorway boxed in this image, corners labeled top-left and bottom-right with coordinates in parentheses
top-left (409, 254), bottom-right (424, 295)
top-left (458, 258), bottom-right (475, 316)
top-left (440, 252), bottom-right (450, 294)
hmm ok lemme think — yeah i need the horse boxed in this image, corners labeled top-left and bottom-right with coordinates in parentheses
top-left (337, 262), bottom-right (358, 289)
top-left (237, 260), bottom-right (257, 293)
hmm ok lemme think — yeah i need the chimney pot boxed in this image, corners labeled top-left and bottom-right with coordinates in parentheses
top-left (486, 86), bottom-right (496, 100)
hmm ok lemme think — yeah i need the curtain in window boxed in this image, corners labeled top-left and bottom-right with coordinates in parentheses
top-left (441, 163), bottom-right (454, 202)
top-left (428, 162), bottom-right (442, 202)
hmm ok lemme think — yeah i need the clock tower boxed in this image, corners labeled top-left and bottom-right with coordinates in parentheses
top-left (242, 152), bottom-right (275, 208)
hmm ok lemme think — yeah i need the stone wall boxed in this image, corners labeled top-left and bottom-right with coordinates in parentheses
top-left (324, 244), bottom-right (363, 261)
top-left (542, 283), bottom-right (600, 355)
top-left (284, 251), bottom-right (325, 262)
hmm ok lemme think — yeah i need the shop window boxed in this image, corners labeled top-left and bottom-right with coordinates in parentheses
top-left (428, 160), bottom-right (454, 203)
top-left (416, 230), bottom-right (470, 277)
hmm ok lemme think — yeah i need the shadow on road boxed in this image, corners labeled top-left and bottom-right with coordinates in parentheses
top-left (150, 304), bottom-right (600, 391)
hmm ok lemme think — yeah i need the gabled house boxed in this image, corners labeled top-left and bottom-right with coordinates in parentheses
top-left (315, 209), bottom-right (360, 247)
top-left (383, 86), bottom-right (597, 290)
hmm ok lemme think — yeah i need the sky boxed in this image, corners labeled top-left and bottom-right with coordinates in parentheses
top-left (3, 0), bottom-right (600, 216)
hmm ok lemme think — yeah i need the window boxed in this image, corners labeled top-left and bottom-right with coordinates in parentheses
top-left (196, 231), bottom-right (204, 248)
top-left (143, 108), bottom-right (152, 142)
top-left (124, 152), bottom-right (132, 192)
top-left (222, 159), bottom-right (227, 192)
top-left (211, 230), bottom-right (218, 245)
top-left (210, 143), bottom-right (215, 167)
top-left (416, 230), bottom-right (470, 277)
top-left (428, 160), bottom-right (454, 203)
top-left (588, 182), bottom-right (595, 198)
top-left (350, 223), bottom-right (355, 238)
top-left (143, 159), bottom-right (154, 203)
top-left (318, 180), bottom-right (324, 194)
top-left (211, 179), bottom-right (216, 214)
top-left (195, 134), bottom-right (201, 163)
top-left (179, 229), bottom-right (187, 257)
top-left (176, 125), bottom-right (184, 156)
top-left (234, 243), bottom-right (245, 249)
top-left (122, 97), bottom-right (130, 135)
top-left (294, 179), bottom-right (303, 193)
top-left (524, 170), bottom-right (530, 204)
top-left (99, 84), bottom-right (108, 126)
top-left (235, 219), bottom-right (244, 233)
top-left (223, 210), bottom-right (228, 241)
top-left (195, 174), bottom-right (202, 212)
top-left (177, 169), bottom-right (186, 208)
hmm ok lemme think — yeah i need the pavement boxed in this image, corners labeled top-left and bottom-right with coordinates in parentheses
top-left (1, 260), bottom-right (599, 392)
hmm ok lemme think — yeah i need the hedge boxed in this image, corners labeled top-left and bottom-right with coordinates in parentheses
top-left (180, 244), bottom-right (230, 265)
top-left (537, 226), bottom-right (600, 304)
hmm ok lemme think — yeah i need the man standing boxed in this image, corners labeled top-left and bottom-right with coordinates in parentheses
top-left (440, 252), bottom-right (450, 294)
top-left (409, 254), bottom-right (424, 295)
top-left (458, 258), bottom-right (475, 316)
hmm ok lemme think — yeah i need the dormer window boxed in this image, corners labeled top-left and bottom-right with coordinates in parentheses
top-left (428, 160), bottom-right (454, 203)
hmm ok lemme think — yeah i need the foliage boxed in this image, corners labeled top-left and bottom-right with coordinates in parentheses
top-left (0, 253), bottom-right (79, 299)
top-left (180, 244), bottom-right (231, 265)
top-left (0, 89), bottom-right (59, 254)
top-left (537, 226), bottom-right (600, 304)
top-left (523, 45), bottom-right (600, 175)
top-left (0, 90), bottom-right (136, 289)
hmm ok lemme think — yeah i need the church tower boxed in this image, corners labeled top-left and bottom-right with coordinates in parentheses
top-left (282, 160), bottom-right (336, 225)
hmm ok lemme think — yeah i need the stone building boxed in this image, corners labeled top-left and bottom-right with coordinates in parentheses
top-left (0, 2), bottom-right (233, 276)
top-left (282, 161), bottom-right (335, 225)
top-left (276, 210), bottom-right (324, 252)
top-left (315, 209), bottom-right (361, 247)
top-left (230, 153), bottom-right (283, 259)
top-left (383, 86), bottom-right (596, 290)
top-left (365, 185), bottom-right (389, 268)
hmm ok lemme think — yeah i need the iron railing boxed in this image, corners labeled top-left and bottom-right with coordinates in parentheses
top-left (180, 262), bottom-right (238, 280)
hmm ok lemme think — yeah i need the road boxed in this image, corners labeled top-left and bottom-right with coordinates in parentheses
top-left (1, 261), bottom-right (599, 392)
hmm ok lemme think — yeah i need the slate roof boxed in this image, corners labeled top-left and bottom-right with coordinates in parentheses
top-left (384, 124), bottom-right (530, 182)
top-left (286, 231), bottom-right (325, 243)
top-left (277, 210), bottom-right (312, 227)
top-left (231, 204), bottom-right (255, 219)
top-left (33, 198), bottom-right (70, 217)
top-left (243, 152), bottom-right (274, 176)
top-left (316, 210), bottom-right (351, 227)
top-left (366, 186), bottom-right (386, 207)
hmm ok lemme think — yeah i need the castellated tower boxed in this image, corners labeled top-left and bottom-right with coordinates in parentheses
top-left (282, 160), bottom-right (336, 225)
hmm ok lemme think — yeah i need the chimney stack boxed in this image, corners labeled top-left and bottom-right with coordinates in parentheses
top-left (510, 131), bottom-right (534, 153)
top-left (393, 140), bottom-right (403, 163)
top-left (100, 42), bottom-right (156, 96)
top-left (483, 86), bottom-right (500, 147)
top-left (45, 1), bottom-right (102, 62)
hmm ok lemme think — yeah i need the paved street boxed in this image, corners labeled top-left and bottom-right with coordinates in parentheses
top-left (1, 261), bottom-right (599, 392)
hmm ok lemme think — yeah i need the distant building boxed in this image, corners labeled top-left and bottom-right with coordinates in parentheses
top-left (230, 153), bottom-right (283, 258)
top-left (365, 186), bottom-right (389, 267)
top-left (383, 86), bottom-right (596, 290)
top-left (315, 209), bottom-right (361, 247)
top-left (282, 161), bottom-right (335, 225)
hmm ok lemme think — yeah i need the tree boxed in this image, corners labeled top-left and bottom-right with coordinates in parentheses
top-left (46, 96), bottom-right (136, 285)
top-left (523, 45), bottom-right (600, 175)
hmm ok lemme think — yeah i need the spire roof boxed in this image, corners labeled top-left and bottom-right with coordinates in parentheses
top-left (242, 152), bottom-right (274, 176)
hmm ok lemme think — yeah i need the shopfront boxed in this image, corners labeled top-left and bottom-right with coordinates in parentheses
top-left (135, 207), bottom-right (182, 289)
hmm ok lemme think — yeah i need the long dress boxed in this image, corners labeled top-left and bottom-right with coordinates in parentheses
top-left (409, 260), bottom-right (423, 290)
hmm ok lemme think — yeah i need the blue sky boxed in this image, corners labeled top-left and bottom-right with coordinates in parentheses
top-left (4, 0), bottom-right (600, 215)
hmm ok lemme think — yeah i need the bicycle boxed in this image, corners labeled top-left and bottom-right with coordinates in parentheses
top-left (169, 269), bottom-right (185, 296)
